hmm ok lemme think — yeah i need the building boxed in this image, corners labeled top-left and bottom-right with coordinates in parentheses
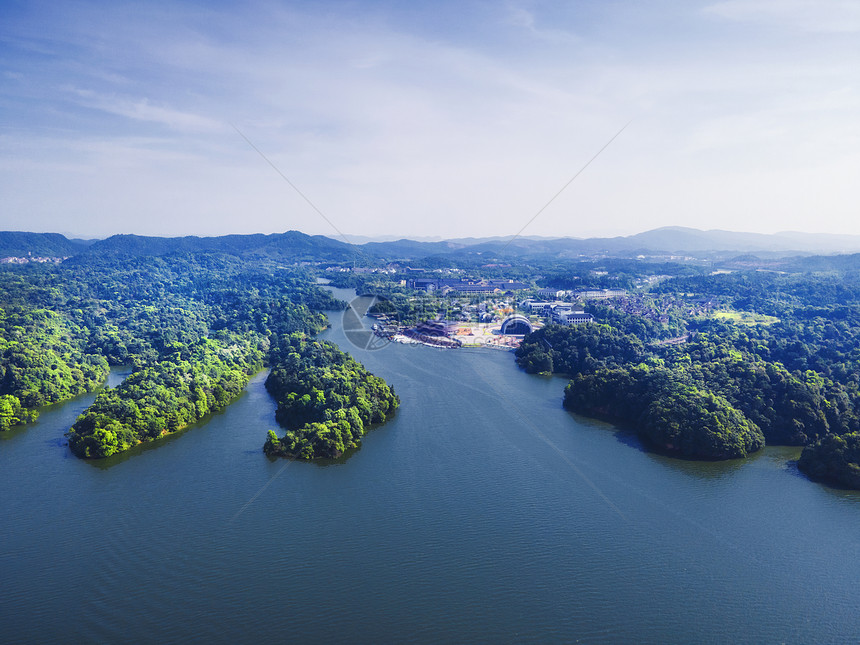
top-left (550, 304), bottom-right (593, 326)
top-left (500, 315), bottom-right (533, 335)
top-left (409, 279), bottom-right (530, 294)
top-left (412, 320), bottom-right (459, 337)
top-left (524, 300), bottom-right (567, 315)
top-left (407, 278), bottom-right (438, 292)
top-left (443, 284), bottom-right (499, 295)
top-left (536, 288), bottom-right (565, 299)
top-left (576, 289), bottom-right (627, 300)
top-left (406, 320), bottom-right (463, 347)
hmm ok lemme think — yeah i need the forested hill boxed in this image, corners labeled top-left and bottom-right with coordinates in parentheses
top-left (80, 231), bottom-right (364, 262)
top-left (0, 250), bottom-right (398, 461)
top-left (0, 230), bottom-right (366, 263)
top-left (0, 232), bottom-right (93, 257)
top-left (263, 334), bottom-right (399, 460)
top-left (515, 268), bottom-right (860, 486)
top-left (8, 227), bottom-right (860, 265)
top-left (355, 227), bottom-right (860, 261)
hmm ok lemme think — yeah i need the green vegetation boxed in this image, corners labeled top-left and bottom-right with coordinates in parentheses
top-left (264, 333), bottom-right (399, 459)
top-left (516, 326), bottom-right (768, 459)
top-left (563, 365), bottom-right (764, 459)
top-left (799, 433), bottom-right (860, 489)
top-left (0, 249), bottom-right (396, 460)
top-left (0, 394), bottom-right (38, 430)
top-left (68, 333), bottom-right (263, 457)
top-left (711, 310), bottom-right (780, 326)
top-left (515, 324), bottom-right (644, 376)
top-left (0, 231), bottom-right (91, 257)
top-left (517, 269), bottom-right (860, 466)
top-left (0, 305), bottom-right (109, 428)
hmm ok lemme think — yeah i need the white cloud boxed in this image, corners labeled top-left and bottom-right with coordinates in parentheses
top-left (502, 3), bottom-right (582, 44)
top-left (704, 0), bottom-right (860, 32)
top-left (67, 88), bottom-right (225, 133)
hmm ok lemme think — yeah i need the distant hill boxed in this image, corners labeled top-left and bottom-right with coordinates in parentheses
top-left (0, 232), bottom-right (94, 258)
top-left (781, 253), bottom-right (860, 273)
top-left (5, 227), bottom-right (860, 265)
top-left (623, 227), bottom-right (860, 254)
top-left (360, 238), bottom-right (472, 258)
top-left (357, 227), bottom-right (860, 261)
top-left (81, 231), bottom-right (363, 263)
top-left (0, 230), bottom-right (364, 264)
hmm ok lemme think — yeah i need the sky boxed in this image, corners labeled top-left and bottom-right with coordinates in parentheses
top-left (1, 0), bottom-right (859, 241)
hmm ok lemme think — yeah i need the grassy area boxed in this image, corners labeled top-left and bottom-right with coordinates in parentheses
top-left (711, 310), bottom-right (780, 326)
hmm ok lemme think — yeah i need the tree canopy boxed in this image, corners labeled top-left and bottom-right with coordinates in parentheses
top-left (1, 252), bottom-right (396, 461)
top-left (517, 278), bottom-right (860, 465)
top-left (263, 333), bottom-right (399, 459)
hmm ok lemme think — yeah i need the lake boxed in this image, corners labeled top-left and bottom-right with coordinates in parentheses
top-left (2, 288), bottom-right (859, 643)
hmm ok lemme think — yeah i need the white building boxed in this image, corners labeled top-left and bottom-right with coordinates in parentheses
top-left (524, 300), bottom-right (566, 315)
top-left (576, 289), bottom-right (626, 300)
top-left (551, 305), bottom-right (593, 325)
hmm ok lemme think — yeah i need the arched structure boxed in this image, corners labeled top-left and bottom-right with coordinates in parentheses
top-left (500, 315), bottom-right (533, 335)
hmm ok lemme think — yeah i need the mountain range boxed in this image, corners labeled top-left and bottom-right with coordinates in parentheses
top-left (4, 227), bottom-right (860, 263)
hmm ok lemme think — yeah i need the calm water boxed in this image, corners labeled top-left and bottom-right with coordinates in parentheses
top-left (2, 289), bottom-right (860, 643)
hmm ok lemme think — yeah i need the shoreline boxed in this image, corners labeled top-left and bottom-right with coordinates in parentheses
top-left (378, 329), bottom-right (521, 351)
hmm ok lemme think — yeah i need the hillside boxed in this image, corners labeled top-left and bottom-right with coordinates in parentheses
top-left (5, 227), bottom-right (860, 264)
top-left (358, 227), bottom-right (860, 261)
top-left (80, 230), bottom-right (364, 263)
top-left (0, 232), bottom-right (94, 258)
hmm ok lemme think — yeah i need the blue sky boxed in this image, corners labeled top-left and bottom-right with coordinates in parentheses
top-left (1, 0), bottom-right (859, 240)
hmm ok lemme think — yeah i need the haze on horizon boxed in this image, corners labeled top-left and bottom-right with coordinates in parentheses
top-left (2, 1), bottom-right (858, 241)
